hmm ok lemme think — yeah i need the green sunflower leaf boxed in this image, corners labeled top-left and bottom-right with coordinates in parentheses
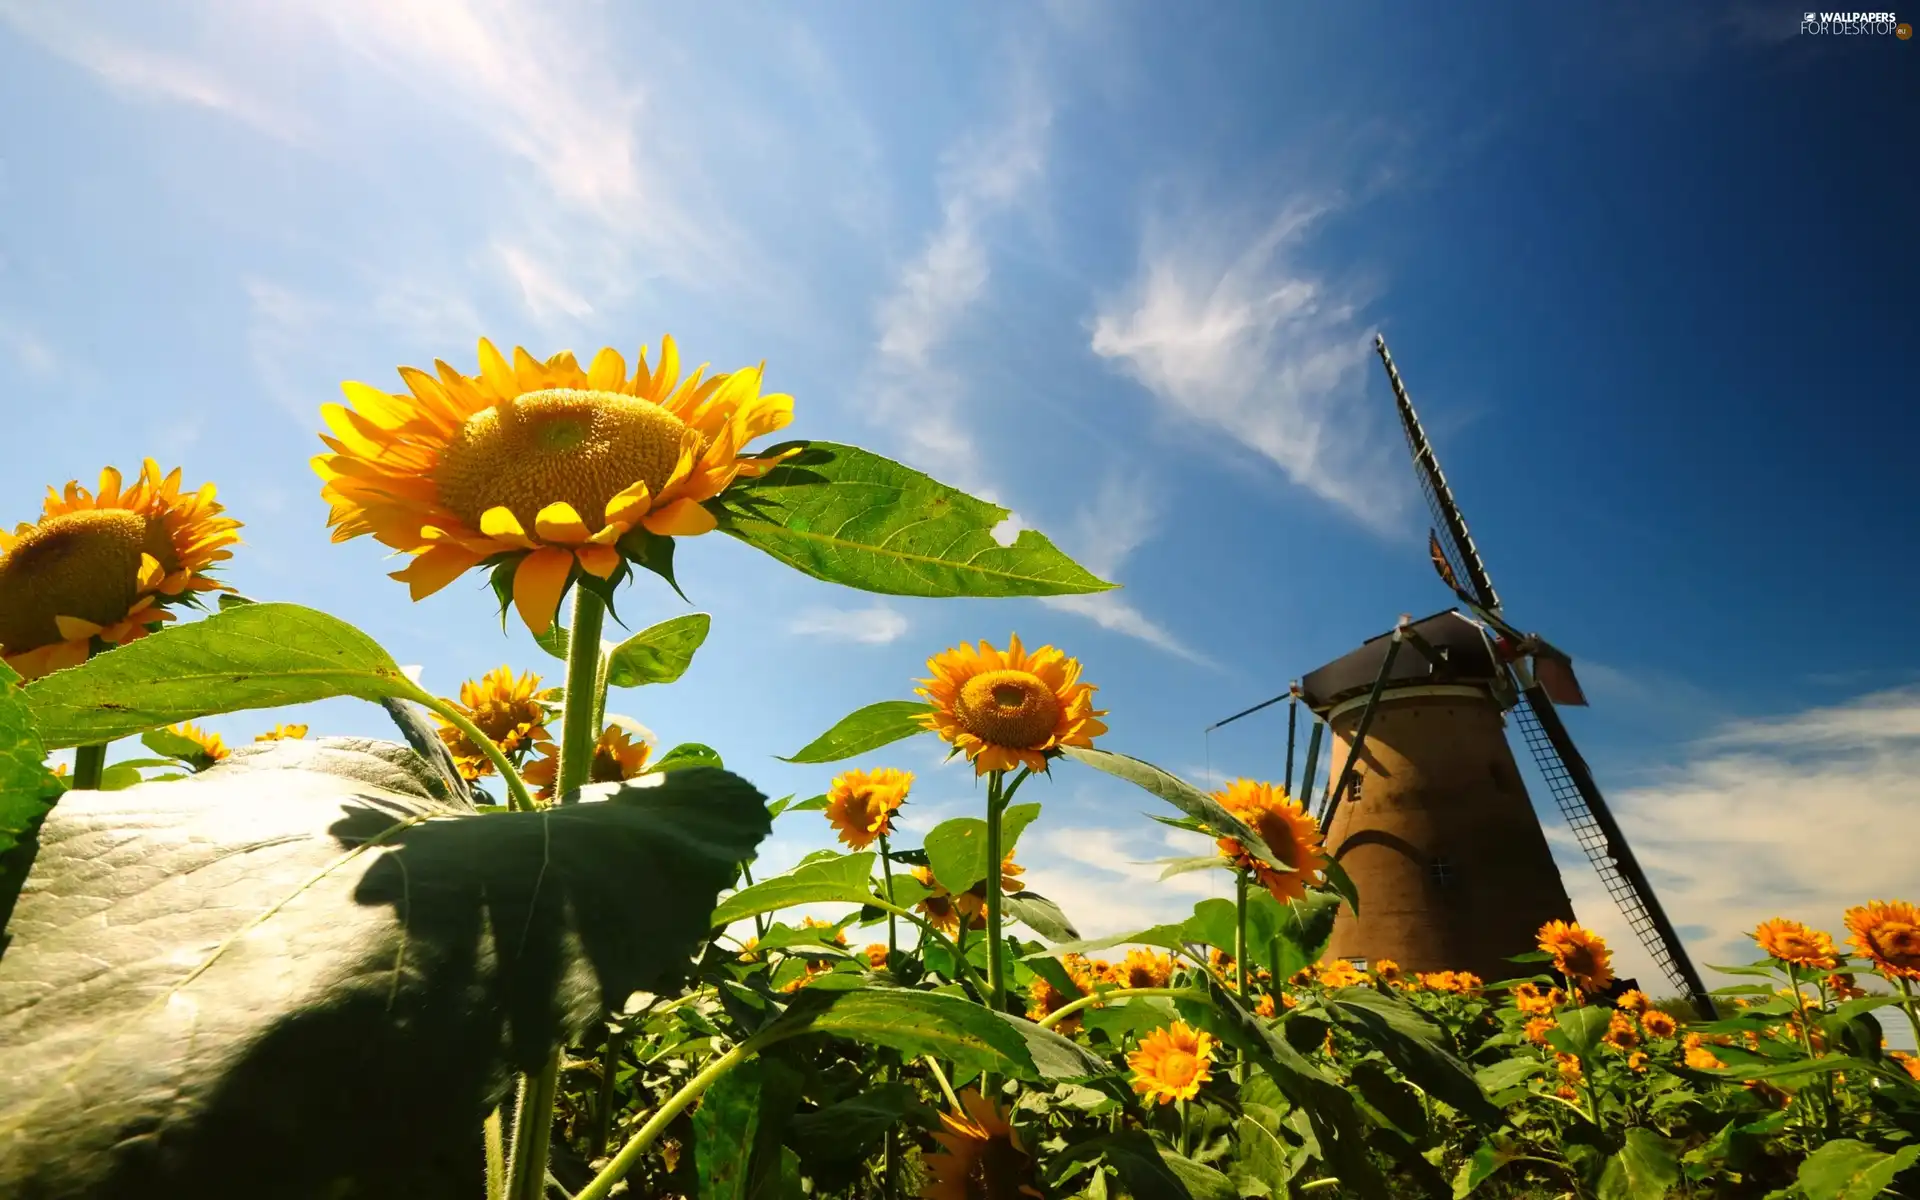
top-left (711, 852), bottom-right (877, 927)
top-left (1, 661), bottom-right (61, 933)
top-left (798, 988), bottom-right (1049, 1079)
top-left (21, 603), bottom-right (427, 750)
top-left (923, 805), bottom-right (1041, 894)
top-left (708, 441), bottom-right (1115, 598)
top-left (781, 700), bottom-right (931, 764)
top-left (1058, 746), bottom-right (1294, 877)
top-left (605, 613), bottom-right (711, 688)
top-left (1794, 1139), bottom-right (1920, 1200)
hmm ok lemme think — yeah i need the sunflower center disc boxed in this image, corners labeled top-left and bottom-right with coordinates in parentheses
top-left (955, 669), bottom-right (1061, 750)
top-left (1161, 1051), bottom-right (1199, 1087)
top-left (0, 509), bottom-right (149, 651)
top-left (435, 388), bottom-right (691, 534)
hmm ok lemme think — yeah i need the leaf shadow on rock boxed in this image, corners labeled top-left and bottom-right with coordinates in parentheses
top-left (0, 739), bottom-right (769, 1200)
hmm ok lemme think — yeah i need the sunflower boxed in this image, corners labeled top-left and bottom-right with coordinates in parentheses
top-left (1640, 1009), bottom-right (1678, 1039)
top-left (1110, 948), bottom-right (1173, 990)
top-left (1843, 899), bottom-right (1920, 980)
top-left (1514, 983), bottom-right (1563, 1016)
top-left (1537, 920), bottom-right (1614, 994)
top-left (824, 767), bottom-right (912, 850)
top-left (1555, 1053), bottom-right (1583, 1086)
top-left (255, 724), bottom-right (308, 742)
top-left (921, 1090), bottom-right (1041, 1200)
top-left (1524, 1017), bottom-right (1555, 1046)
top-left (864, 944), bottom-right (890, 970)
top-left (313, 336), bottom-right (794, 633)
top-left (1627, 1051), bottom-right (1648, 1072)
top-left (1752, 917), bottom-right (1841, 970)
top-left (1128, 1022), bottom-right (1215, 1106)
top-left (1316, 959), bottom-right (1368, 989)
top-left (1682, 1033), bottom-right (1725, 1071)
top-left (1826, 973), bottom-right (1866, 1001)
top-left (1890, 1050), bottom-right (1920, 1083)
top-left (1603, 1010), bottom-right (1640, 1052)
top-left (1210, 779), bottom-right (1325, 903)
top-left (954, 854), bottom-right (1027, 925)
top-left (915, 635), bottom-right (1107, 775)
top-left (167, 722), bottom-right (229, 770)
top-left (1373, 958), bottom-right (1404, 986)
top-left (912, 867), bottom-right (965, 935)
top-left (1615, 989), bottom-right (1650, 1015)
top-left (432, 666), bottom-right (554, 780)
top-left (1025, 970), bottom-right (1088, 1032)
top-left (1254, 994), bottom-right (1278, 1018)
top-left (0, 461), bottom-right (240, 680)
top-left (521, 723), bottom-right (653, 801)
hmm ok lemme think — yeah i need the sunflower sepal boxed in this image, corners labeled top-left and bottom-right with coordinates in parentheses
top-left (615, 526), bottom-right (688, 604)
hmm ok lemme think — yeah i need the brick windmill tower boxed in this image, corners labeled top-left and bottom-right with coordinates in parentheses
top-left (1216, 337), bottom-right (1714, 1013)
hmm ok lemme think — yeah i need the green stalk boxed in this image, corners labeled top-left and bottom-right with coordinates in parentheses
top-left (591, 1024), bottom-right (621, 1161)
top-left (879, 831), bottom-right (898, 957)
top-left (484, 1106), bottom-right (507, 1200)
top-left (867, 897), bottom-right (991, 1003)
top-left (985, 769), bottom-right (1007, 1012)
top-left (418, 696), bottom-right (536, 812)
top-left (577, 1023), bottom-right (798, 1200)
top-left (505, 587), bottom-right (607, 1200)
top-left (1036, 987), bottom-right (1209, 1031)
top-left (739, 860), bottom-right (768, 941)
top-left (71, 743), bottom-right (108, 791)
top-left (1898, 978), bottom-right (1920, 1053)
top-left (1234, 869), bottom-right (1250, 1084)
top-left (922, 1055), bottom-right (964, 1110)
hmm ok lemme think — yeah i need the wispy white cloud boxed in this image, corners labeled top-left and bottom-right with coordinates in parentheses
top-left (868, 67), bottom-right (1051, 492)
top-left (788, 603), bottom-right (910, 646)
top-left (1041, 475), bottom-right (1214, 666)
top-left (1020, 821), bottom-right (1230, 939)
top-left (1090, 199), bottom-right (1400, 527)
top-left (0, 318), bottom-right (57, 377)
top-left (1548, 686), bottom-right (1920, 1036)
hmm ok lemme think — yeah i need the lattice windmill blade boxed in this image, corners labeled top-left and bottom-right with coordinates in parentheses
top-left (1374, 332), bottom-right (1714, 1016)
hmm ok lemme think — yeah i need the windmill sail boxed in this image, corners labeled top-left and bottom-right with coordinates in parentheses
top-left (1373, 333), bottom-right (1714, 1015)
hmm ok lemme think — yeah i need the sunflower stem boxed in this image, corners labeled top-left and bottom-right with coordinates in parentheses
top-left (591, 1022), bottom-right (621, 1161)
top-left (865, 897), bottom-right (992, 1003)
top-left (1896, 977), bottom-right (1920, 1051)
top-left (1234, 869), bottom-right (1250, 1085)
top-left (879, 832), bottom-right (898, 957)
top-left (577, 1022), bottom-right (801, 1200)
top-left (417, 696), bottom-right (535, 812)
top-left (505, 587), bottom-right (608, 1200)
top-left (986, 770), bottom-right (1007, 1014)
top-left (556, 587), bottom-right (608, 806)
top-left (922, 1056), bottom-right (963, 1111)
top-left (1035, 987), bottom-right (1209, 1031)
top-left (484, 1106), bottom-right (507, 1200)
top-left (71, 743), bottom-right (108, 791)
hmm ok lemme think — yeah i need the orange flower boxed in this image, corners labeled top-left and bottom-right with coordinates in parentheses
top-left (915, 636), bottom-right (1107, 775)
top-left (1254, 994), bottom-right (1277, 1018)
top-left (1111, 948), bottom-right (1174, 990)
top-left (1826, 973), bottom-right (1866, 1001)
top-left (1752, 917), bottom-right (1841, 970)
top-left (1615, 989), bottom-right (1650, 1015)
top-left (431, 665), bottom-right (553, 780)
top-left (1316, 959), bottom-right (1368, 990)
top-left (1211, 778), bottom-right (1325, 903)
top-left (824, 766), bottom-right (913, 850)
top-left (1524, 1017), bottom-right (1556, 1046)
top-left (1603, 1010), bottom-right (1640, 1052)
top-left (1640, 1010), bottom-right (1678, 1039)
top-left (912, 867), bottom-right (964, 936)
top-left (1373, 958), bottom-right (1403, 986)
top-left (520, 723), bottom-right (652, 800)
top-left (1026, 964), bottom-right (1092, 1033)
top-left (953, 854), bottom-right (1027, 925)
top-left (1844, 900), bottom-right (1920, 981)
top-left (1129, 1022), bottom-right (1215, 1105)
top-left (864, 943), bottom-right (890, 970)
top-left (1682, 1033), bottom-right (1725, 1070)
top-left (1514, 982), bottom-right (1564, 1016)
top-left (1626, 1051), bottom-right (1648, 1072)
top-left (922, 1091), bottom-right (1042, 1200)
top-left (255, 723), bottom-right (308, 742)
top-left (1556, 1053), bottom-right (1583, 1086)
top-left (1537, 920), bottom-right (1614, 994)
top-left (314, 335), bottom-right (795, 634)
top-left (1889, 1050), bottom-right (1920, 1083)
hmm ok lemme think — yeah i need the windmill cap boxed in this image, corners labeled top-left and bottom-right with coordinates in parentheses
top-left (1299, 609), bottom-right (1505, 714)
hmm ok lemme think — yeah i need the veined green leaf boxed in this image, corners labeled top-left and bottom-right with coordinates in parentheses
top-left (782, 701), bottom-right (932, 764)
top-left (654, 742), bottom-right (725, 772)
top-left (1058, 747), bottom-right (1290, 875)
top-left (804, 988), bottom-right (1037, 1077)
top-left (1598, 1128), bottom-right (1681, 1200)
top-left (712, 853), bottom-right (876, 927)
top-left (0, 662), bottom-right (59, 889)
top-left (1795, 1139), bottom-right (1920, 1200)
top-left (1321, 987), bottom-right (1500, 1127)
top-left (605, 613), bottom-right (711, 688)
top-left (924, 804), bottom-right (1041, 894)
top-left (1023, 924), bottom-right (1192, 959)
top-left (709, 441), bottom-right (1114, 598)
top-left (22, 603), bottom-right (425, 749)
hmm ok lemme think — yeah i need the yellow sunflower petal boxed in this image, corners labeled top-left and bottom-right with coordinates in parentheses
top-left (533, 501), bottom-right (591, 545)
top-left (639, 497), bottom-right (717, 537)
top-left (512, 547), bottom-right (575, 634)
top-left (390, 544), bottom-right (483, 600)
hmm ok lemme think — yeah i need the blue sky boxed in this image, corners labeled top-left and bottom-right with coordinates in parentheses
top-left (3, 1), bottom-right (1916, 1005)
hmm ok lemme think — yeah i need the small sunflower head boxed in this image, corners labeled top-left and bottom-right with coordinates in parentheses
top-left (1210, 778), bottom-right (1324, 903)
top-left (1111, 947), bottom-right (1173, 990)
top-left (824, 766), bottom-right (912, 850)
top-left (1537, 919), bottom-right (1614, 995)
top-left (1615, 989), bottom-right (1650, 1015)
top-left (863, 943), bottom-right (890, 970)
top-left (1316, 959), bottom-right (1368, 990)
top-left (1752, 917), bottom-right (1841, 970)
top-left (520, 722), bottom-right (654, 801)
top-left (255, 724), bottom-right (309, 742)
top-left (912, 866), bottom-right (963, 935)
top-left (314, 336), bottom-right (795, 634)
top-left (1373, 958), bottom-right (1403, 985)
top-left (432, 665), bottom-right (554, 780)
top-left (167, 722), bottom-right (230, 771)
top-left (1025, 972), bottom-right (1086, 1032)
top-left (915, 635), bottom-right (1107, 775)
top-left (1640, 1009), bottom-right (1678, 1039)
top-left (1524, 1017), bottom-right (1555, 1046)
top-left (1682, 1032), bottom-right (1726, 1070)
top-left (1603, 1010), bottom-right (1640, 1052)
top-left (1844, 899), bottom-right (1920, 980)
top-left (922, 1090), bottom-right (1042, 1200)
top-left (0, 461), bottom-right (240, 680)
top-left (1128, 1022), bottom-right (1215, 1106)
top-left (954, 853), bottom-right (1026, 926)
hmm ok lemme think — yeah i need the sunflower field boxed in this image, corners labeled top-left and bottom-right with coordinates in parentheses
top-left (1, 336), bottom-right (1917, 1200)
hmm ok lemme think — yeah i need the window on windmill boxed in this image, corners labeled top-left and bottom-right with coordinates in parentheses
top-left (1429, 857), bottom-right (1455, 888)
top-left (1346, 768), bottom-right (1364, 803)
top-left (1345, 956), bottom-right (1369, 971)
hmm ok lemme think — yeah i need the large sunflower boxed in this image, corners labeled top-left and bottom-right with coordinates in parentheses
top-left (1211, 778), bottom-right (1326, 903)
top-left (824, 767), bottom-right (913, 850)
top-left (1128, 1022), bottom-right (1215, 1106)
top-left (916, 635), bottom-right (1107, 775)
top-left (313, 336), bottom-right (794, 633)
top-left (431, 665), bottom-right (554, 780)
top-left (1752, 917), bottom-right (1841, 970)
top-left (522, 723), bottom-right (653, 801)
top-left (1843, 900), bottom-right (1920, 981)
top-left (921, 1090), bottom-right (1042, 1200)
top-left (0, 461), bottom-right (240, 680)
top-left (1538, 919), bottom-right (1614, 995)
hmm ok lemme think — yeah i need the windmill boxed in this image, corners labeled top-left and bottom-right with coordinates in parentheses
top-left (1209, 336), bottom-right (1714, 1015)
